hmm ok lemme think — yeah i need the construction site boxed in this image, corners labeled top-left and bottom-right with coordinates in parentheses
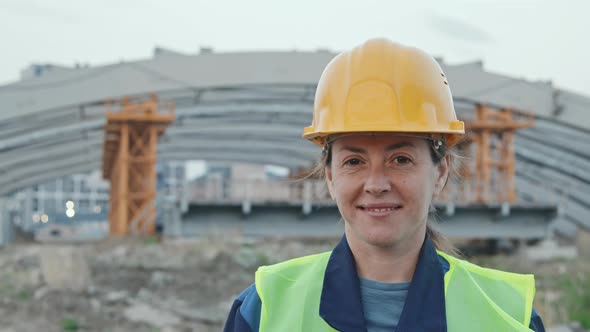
top-left (0, 42), bottom-right (589, 331)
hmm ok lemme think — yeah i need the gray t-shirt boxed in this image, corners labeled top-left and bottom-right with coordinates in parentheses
top-left (359, 278), bottom-right (410, 332)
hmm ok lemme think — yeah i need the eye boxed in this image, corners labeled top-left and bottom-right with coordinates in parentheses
top-left (392, 156), bottom-right (412, 165)
top-left (343, 158), bottom-right (363, 167)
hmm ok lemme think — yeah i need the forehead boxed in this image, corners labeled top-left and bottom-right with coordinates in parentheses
top-left (330, 134), bottom-right (431, 152)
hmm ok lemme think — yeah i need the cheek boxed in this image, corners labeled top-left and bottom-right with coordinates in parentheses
top-left (330, 173), bottom-right (360, 202)
top-left (330, 178), bottom-right (347, 200)
top-left (326, 171), bottom-right (340, 199)
top-left (400, 172), bottom-right (435, 201)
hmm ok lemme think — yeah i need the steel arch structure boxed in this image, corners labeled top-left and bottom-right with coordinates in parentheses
top-left (1, 50), bottom-right (589, 235)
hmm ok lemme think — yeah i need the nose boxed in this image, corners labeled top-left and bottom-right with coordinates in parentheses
top-left (364, 164), bottom-right (391, 195)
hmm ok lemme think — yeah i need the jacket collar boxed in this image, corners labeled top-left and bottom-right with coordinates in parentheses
top-left (319, 234), bottom-right (447, 332)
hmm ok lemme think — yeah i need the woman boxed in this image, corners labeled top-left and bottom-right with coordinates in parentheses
top-left (224, 38), bottom-right (545, 332)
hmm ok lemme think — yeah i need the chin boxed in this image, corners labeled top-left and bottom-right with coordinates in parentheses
top-left (363, 232), bottom-right (402, 247)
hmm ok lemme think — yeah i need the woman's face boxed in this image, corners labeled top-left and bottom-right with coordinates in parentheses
top-left (325, 134), bottom-right (449, 249)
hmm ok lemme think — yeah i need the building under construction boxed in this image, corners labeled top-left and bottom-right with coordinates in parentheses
top-left (0, 47), bottom-right (588, 249)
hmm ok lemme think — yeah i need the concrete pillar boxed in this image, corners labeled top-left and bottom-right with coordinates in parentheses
top-left (38, 184), bottom-right (45, 214)
top-left (180, 182), bottom-right (188, 213)
top-left (163, 196), bottom-right (182, 237)
top-left (56, 178), bottom-right (63, 212)
top-left (213, 174), bottom-right (223, 201)
top-left (302, 181), bottom-right (312, 215)
top-left (90, 179), bottom-right (97, 211)
top-left (0, 198), bottom-right (10, 246)
top-left (242, 201), bottom-right (252, 215)
top-left (576, 227), bottom-right (590, 258)
top-left (445, 202), bottom-right (455, 216)
top-left (74, 176), bottom-right (81, 208)
top-left (23, 188), bottom-right (33, 231)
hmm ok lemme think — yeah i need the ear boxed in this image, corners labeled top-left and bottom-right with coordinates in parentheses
top-left (325, 165), bottom-right (335, 199)
top-left (433, 155), bottom-right (451, 196)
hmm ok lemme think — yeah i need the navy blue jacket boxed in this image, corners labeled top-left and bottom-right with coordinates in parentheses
top-left (224, 235), bottom-right (545, 331)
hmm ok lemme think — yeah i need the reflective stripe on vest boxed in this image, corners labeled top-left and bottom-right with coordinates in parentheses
top-left (255, 251), bottom-right (535, 332)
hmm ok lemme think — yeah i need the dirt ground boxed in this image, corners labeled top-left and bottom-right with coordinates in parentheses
top-left (0, 234), bottom-right (336, 332)
top-left (0, 234), bottom-right (587, 332)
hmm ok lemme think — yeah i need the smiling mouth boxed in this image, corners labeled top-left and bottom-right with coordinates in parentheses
top-left (362, 207), bottom-right (398, 212)
top-left (358, 205), bottom-right (403, 213)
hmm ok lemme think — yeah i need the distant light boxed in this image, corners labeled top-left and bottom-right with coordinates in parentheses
top-left (265, 165), bottom-right (289, 177)
top-left (185, 160), bottom-right (207, 180)
top-left (32, 213), bottom-right (40, 223)
top-left (94, 206), bottom-right (102, 213)
top-left (66, 201), bottom-right (75, 209)
top-left (41, 214), bottom-right (49, 223)
top-left (66, 209), bottom-right (76, 218)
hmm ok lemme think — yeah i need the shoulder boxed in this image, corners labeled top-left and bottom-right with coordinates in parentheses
top-left (437, 251), bottom-right (534, 280)
top-left (436, 252), bottom-right (545, 332)
top-left (437, 253), bottom-right (451, 273)
top-left (223, 284), bottom-right (261, 332)
top-left (224, 252), bottom-right (332, 332)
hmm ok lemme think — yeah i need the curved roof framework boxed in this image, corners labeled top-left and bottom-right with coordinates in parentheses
top-left (0, 50), bottom-right (589, 235)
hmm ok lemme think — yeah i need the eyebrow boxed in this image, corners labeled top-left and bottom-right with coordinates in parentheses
top-left (337, 142), bottom-right (417, 154)
top-left (385, 142), bottom-right (417, 151)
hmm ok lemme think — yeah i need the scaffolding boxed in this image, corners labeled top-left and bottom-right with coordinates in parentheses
top-left (102, 94), bottom-right (175, 236)
top-left (448, 104), bottom-right (534, 204)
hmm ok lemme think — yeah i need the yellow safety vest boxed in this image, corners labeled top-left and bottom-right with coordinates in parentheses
top-left (255, 251), bottom-right (535, 332)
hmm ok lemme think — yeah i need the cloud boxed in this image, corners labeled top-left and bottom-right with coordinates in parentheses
top-left (0, 1), bottom-right (79, 24)
top-left (428, 13), bottom-right (494, 44)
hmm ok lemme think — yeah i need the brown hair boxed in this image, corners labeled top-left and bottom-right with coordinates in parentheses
top-left (305, 138), bottom-right (462, 257)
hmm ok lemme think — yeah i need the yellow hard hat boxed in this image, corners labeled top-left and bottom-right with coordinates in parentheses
top-left (303, 38), bottom-right (465, 147)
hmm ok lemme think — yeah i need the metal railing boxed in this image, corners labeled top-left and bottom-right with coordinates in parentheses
top-left (182, 177), bottom-right (550, 207)
top-left (186, 178), bottom-right (331, 205)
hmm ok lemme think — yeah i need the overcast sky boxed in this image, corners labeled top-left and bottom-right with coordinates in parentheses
top-left (1, 0), bottom-right (588, 95)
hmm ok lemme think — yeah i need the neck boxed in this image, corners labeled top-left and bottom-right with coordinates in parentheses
top-left (346, 226), bottom-right (425, 283)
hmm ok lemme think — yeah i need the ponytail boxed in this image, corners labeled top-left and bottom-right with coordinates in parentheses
top-left (426, 223), bottom-right (462, 257)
